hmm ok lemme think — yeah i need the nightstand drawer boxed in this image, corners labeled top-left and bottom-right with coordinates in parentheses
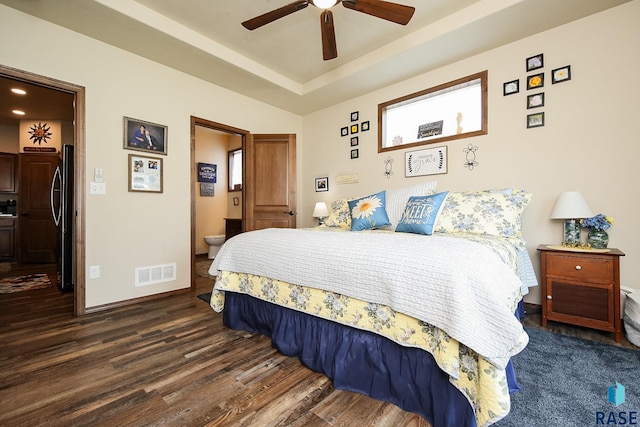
top-left (546, 254), bottom-right (613, 283)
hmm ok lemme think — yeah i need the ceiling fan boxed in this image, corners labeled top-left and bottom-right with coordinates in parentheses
top-left (242, 0), bottom-right (415, 61)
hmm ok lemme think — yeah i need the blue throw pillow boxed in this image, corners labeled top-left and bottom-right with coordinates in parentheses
top-left (395, 191), bottom-right (449, 235)
top-left (348, 191), bottom-right (391, 231)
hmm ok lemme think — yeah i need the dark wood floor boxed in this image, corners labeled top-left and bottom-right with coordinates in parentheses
top-left (0, 257), bottom-right (636, 426)
top-left (0, 257), bottom-right (430, 427)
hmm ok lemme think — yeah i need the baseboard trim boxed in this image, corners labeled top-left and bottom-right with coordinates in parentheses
top-left (85, 287), bottom-right (191, 314)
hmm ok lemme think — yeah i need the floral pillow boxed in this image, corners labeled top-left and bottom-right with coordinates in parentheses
top-left (323, 199), bottom-right (351, 229)
top-left (348, 190), bottom-right (391, 231)
top-left (395, 192), bottom-right (449, 235)
top-left (433, 190), bottom-right (532, 237)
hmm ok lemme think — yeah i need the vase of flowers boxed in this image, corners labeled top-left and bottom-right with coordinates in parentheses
top-left (580, 214), bottom-right (614, 249)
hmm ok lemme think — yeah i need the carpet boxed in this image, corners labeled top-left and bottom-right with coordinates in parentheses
top-left (197, 292), bottom-right (212, 303)
top-left (0, 274), bottom-right (52, 293)
top-left (496, 327), bottom-right (640, 426)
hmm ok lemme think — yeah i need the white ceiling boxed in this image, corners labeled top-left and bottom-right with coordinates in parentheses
top-left (0, 0), bottom-right (630, 117)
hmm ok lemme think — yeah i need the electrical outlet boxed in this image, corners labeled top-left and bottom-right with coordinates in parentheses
top-left (89, 265), bottom-right (100, 279)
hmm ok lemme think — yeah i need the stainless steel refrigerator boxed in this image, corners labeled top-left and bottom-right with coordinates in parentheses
top-left (51, 144), bottom-right (74, 292)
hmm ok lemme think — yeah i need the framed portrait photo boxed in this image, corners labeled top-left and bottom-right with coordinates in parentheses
top-left (315, 177), bottom-right (328, 192)
top-left (128, 154), bottom-right (163, 193)
top-left (124, 117), bottom-right (167, 155)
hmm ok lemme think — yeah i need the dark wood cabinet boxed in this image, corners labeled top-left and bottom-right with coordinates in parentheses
top-left (538, 245), bottom-right (625, 342)
top-left (0, 152), bottom-right (18, 193)
top-left (0, 217), bottom-right (16, 259)
top-left (225, 218), bottom-right (243, 241)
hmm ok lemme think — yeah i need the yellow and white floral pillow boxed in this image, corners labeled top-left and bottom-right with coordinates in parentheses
top-left (434, 190), bottom-right (532, 238)
top-left (323, 199), bottom-right (351, 229)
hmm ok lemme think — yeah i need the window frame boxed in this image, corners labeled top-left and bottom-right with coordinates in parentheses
top-left (378, 70), bottom-right (488, 153)
top-left (227, 148), bottom-right (242, 192)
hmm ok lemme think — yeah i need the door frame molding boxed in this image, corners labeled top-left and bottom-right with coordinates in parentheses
top-left (0, 64), bottom-right (86, 316)
top-left (190, 116), bottom-right (249, 288)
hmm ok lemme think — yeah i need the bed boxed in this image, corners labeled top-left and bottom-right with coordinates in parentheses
top-left (207, 185), bottom-right (536, 427)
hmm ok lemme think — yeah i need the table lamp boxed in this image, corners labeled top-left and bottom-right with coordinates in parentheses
top-left (550, 191), bottom-right (593, 245)
top-left (312, 202), bottom-right (329, 225)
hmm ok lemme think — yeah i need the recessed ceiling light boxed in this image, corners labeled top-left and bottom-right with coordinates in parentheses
top-left (12, 110), bottom-right (26, 116)
top-left (11, 88), bottom-right (27, 95)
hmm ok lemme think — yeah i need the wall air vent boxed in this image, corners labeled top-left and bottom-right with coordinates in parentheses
top-left (135, 263), bottom-right (176, 287)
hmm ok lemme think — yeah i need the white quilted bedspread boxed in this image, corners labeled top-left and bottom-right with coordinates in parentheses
top-left (209, 228), bottom-right (528, 368)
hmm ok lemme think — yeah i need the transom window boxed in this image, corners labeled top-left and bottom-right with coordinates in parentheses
top-left (378, 71), bottom-right (487, 152)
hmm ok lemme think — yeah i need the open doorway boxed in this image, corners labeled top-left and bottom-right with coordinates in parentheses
top-left (190, 117), bottom-right (249, 288)
top-left (0, 66), bottom-right (86, 315)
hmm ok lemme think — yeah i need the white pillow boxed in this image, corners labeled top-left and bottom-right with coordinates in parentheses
top-left (386, 180), bottom-right (438, 229)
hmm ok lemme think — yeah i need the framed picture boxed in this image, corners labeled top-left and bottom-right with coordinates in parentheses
top-left (527, 73), bottom-right (544, 90)
top-left (527, 92), bottom-right (545, 109)
top-left (233, 197), bottom-right (240, 206)
top-left (526, 53), bottom-right (544, 71)
top-left (315, 177), bottom-right (328, 192)
top-left (123, 117), bottom-right (167, 155)
top-left (351, 111), bottom-right (359, 122)
top-left (340, 126), bottom-right (349, 137)
top-left (128, 154), bottom-right (163, 193)
top-left (361, 121), bottom-right (370, 131)
top-left (503, 79), bottom-right (519, 96)
top-left (552, 65), bottom-right (571, 84)
top-left (350, 149), bottom-right (359, 159)
top-left (350, 124), bottom-right (359, 134)
top-left (350, 136), bottom-right (359, 147)
top-left (405, 146), bottom-right (448, 177)
top-left (527, 112), bottom-right (545, 128)
top-left (200, 183), bottom-right (214, 197)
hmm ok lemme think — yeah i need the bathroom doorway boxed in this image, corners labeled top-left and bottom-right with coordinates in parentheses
top-left (190, 117), bottom-right (248, 288)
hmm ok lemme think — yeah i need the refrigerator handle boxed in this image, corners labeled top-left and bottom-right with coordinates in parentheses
top-left (51, 166), bottom-right (62, 227)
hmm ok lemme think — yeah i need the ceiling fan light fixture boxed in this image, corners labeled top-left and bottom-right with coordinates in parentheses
top-left (313, 0), bottom-right (338, 9)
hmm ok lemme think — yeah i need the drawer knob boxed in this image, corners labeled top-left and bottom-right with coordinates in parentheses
top-left (546, 295), bottom-right (553, 300)
top-left (575, 265), bottom-right (582, 270)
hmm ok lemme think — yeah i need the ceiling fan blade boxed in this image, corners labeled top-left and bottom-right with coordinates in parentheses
top-left (320, 10), bottom-right (338, 60)
top-left (242, 0), bottom-right (309, 30)
top-left (341, 0), bottom-right (415, 25)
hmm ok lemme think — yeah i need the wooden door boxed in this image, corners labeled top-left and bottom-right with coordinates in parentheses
top-left (18, 153), bottom-right (59, 263)
top-left (245, 134), bottom-right (296, 231)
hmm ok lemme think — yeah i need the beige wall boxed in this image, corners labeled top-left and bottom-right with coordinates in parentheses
top-left (300, 1), bottom-right (640, 304)
top-left (0, 5), bottom-right (303, 308)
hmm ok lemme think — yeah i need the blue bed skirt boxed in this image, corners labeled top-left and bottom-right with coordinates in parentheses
top-left (223, 292), bottom-right (521, 427)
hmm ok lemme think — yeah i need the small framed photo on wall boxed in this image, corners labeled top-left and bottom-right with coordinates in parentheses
top-left (527, 112), bottom-right (545, 128)
top-left (526, 53), bottom-right (544, 72)
top-left (552, 65), bottom-right (571, 84)
top-left (315, 177), bottom-right (328, 192)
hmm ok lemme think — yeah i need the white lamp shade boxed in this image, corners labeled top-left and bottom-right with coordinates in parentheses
top-left (313, 0), bottom-right (338, 8)
top-left (312, 202), bottom-right (329, 218)
top-left (550, 191), bottom-right (594, 219)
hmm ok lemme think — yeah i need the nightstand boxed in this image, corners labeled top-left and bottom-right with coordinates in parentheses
top-left (538, 245), bottom-right (625, 342)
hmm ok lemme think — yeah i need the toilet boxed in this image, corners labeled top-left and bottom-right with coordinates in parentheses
top-left (204, 235), bottom-right (226, 259)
